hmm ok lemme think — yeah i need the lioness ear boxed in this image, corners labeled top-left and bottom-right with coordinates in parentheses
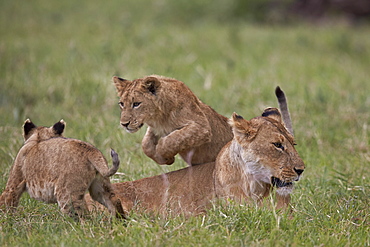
top-left (23, 119), bottom-right (37, 141)
top-left (229, 113), bottom-right (257, 140)
top-left (142, 76), bottom-right (160, 95)
top-left (262, 107), bottom-right (283, 123)
top-left (112, 76), bottom-right (128, 97)
top-left (52, 120), bottom-right (65, 135)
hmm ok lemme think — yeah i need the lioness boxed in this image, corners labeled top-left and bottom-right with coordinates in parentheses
top-left (112, 75), bottom-right (233, 166)
top-left (87, 87), bottom-right (305, 216)
top-left (0, 119), bottom-right (125, 219)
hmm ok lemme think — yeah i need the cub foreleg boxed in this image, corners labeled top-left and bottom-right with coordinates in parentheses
top-left (142, 127), bottom-right (175, 165)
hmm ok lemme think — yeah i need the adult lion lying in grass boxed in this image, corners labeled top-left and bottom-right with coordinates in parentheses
top-left (112, 75), bottom-right (233, 166)
top-left (0, 119), bottom-right (125, 219)
top-left (87, 87), bottom-right (305, 216)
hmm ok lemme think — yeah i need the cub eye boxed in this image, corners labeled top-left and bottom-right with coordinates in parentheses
top-left (273, 142), bottom-right (284, 150)
top-left (133, 102), bottom-right (141, 108)
top-left (118, 102), bottom-right (124, 108)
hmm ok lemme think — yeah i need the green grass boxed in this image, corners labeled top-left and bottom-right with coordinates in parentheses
top-left (0, 0), bottom-right (369, 246)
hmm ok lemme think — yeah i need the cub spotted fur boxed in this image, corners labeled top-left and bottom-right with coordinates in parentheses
top-left (112, 75), bottom-right (233, 166)
top-left (87, 87), bottom-right (305, 216)
top-left (0, 119), bottom-right (125, 219)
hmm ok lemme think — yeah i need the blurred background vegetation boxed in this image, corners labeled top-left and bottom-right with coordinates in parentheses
top-left (1, 0), bottom-right (369, 125)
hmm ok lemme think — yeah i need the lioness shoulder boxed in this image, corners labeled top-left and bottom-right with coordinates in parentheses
top-left (112, 75), bottom-right (233, 166)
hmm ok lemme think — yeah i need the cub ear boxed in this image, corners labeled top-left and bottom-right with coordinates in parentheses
top-left (142, 76), bottom-right (160, 95)
top-left (261, 107), bottom-right (282, 123)
top-left (112, 76), bottom-right (129, 97)
top-left (52, 119), bottom-right (66, 135)
top-left (23, 119), bottom-right (37, 141)
top-left (229, 113), bottom-right (257, 141)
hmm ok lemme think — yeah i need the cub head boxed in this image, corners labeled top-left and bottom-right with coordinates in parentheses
top-left (229, 108), bottom-right (305, 195)
top-left (23, 119), bottom-right (65, 142)
top-left (113, 75), bottom-right (163, 133)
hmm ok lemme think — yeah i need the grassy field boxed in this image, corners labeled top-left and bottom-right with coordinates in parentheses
top-left (0, 0), bottom-right (369, 246)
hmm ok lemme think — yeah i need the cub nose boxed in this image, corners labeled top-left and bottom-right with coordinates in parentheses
top-left (121, 121), bottom-right (130, 128)
top-left (294, 167), bottom-right (304, 176)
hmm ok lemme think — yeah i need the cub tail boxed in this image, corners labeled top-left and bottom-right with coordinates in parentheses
top-left (105, 149), bottom-right (120, 177)
top-left (89, 148), bottom-right (120, 178)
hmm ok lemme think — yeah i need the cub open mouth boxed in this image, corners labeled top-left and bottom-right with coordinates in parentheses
top-left (125, 123), bottom-right (144, 133)
top-left (271, 177), bottom-right (293, 188)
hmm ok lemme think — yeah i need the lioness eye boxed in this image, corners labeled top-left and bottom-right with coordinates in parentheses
top-left (273, 142), bottom-right (284, 150)
top-left (133, 102), bottom-right (141, 108)
top-left (118, 102), bottom-right (124, 108)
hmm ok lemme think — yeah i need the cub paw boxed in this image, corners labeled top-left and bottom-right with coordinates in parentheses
top-left (154, 154), bottom-right (175, 165)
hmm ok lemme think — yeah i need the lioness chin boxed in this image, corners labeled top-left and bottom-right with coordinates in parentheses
top-left (87, 87), bottom-right (305, 216)
top-left (0, 119), bottom-right (125, 219)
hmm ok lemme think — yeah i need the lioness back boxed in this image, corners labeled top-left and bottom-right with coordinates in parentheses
top-left (113, 75), bottom-right (233, 166)
top-left (90, 162), bottom-right (216, 216)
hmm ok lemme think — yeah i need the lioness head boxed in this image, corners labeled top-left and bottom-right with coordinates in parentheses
top-left (113, 76), bottom-right (164, 133)
top-left (23, 119), bottom-right (65, 142)
top-left (230, 108), bottom-right (305, 195)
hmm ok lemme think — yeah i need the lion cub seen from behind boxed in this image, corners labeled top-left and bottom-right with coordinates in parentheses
top-left (0, 119), bottom-right (125, 219)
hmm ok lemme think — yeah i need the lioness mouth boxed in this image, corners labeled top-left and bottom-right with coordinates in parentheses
top-left (271, 177), bottom-right (293, 188)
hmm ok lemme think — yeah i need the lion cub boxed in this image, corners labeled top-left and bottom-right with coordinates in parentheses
top-left (0, 119), bottom-right (125, 219)
top-left (112, 75), bottom-right (233, 166)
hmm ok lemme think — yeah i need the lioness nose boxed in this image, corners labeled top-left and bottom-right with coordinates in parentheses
top-left (121, 122), bottom-right (130, 128)
top-left (294, 168), bottom-right (304, 176)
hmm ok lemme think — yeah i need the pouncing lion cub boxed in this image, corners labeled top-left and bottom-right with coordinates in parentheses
top-left (86, 87), bottom-right (305, 216)
top-left (0, 119), bottom-right (125, 219)
top-left (112, 75), bottom-right (233, 166)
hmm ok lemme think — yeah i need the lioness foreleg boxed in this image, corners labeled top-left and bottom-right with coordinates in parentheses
top-left (275, 193), bottom-right (291, 210)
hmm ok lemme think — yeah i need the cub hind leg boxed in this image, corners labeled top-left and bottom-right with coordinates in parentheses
top-left (0, 167), bottom-right (26, 211)
top-left (55, 184), bottom-right (88, 220)
top-left (89, 177), bottom-right (126, 218)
